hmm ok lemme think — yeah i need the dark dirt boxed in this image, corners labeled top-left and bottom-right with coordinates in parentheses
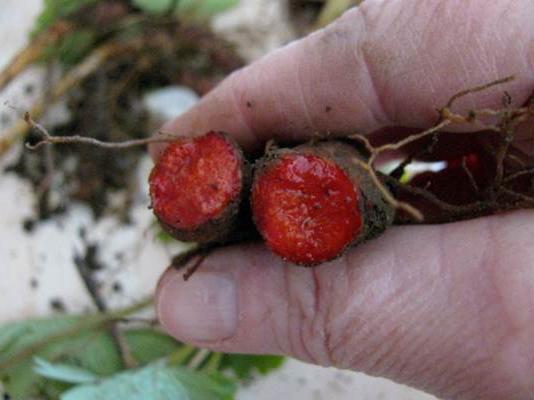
top-left (112, 281), bottom-right (122, 293)
top-left (5, 6), bottom-right (244, 226)
top-left (289, 0), bottom-right (325, 33)
top-left (49, 298), bottom-right (66, 313)
top-left (74, 244), bottom-right (104, 272)
top-left (22, 219), bottom-right (36, 233)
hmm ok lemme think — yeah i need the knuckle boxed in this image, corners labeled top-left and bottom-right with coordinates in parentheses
top-left (283, 265), bottom-right (358, 367)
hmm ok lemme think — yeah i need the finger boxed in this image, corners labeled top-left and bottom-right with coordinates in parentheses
top-left (151, 0), bottom-right (534, 158)
top-left (157, 210), bottom-right (534, 399)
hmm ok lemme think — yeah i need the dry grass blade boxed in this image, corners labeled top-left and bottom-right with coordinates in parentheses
top-left (0, 39), bottom-right (146, 155)
top-left (0, 22), bottom-right (73, 91)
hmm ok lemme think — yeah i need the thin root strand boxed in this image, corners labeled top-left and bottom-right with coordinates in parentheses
top-left (24, 112), bottom-right (177, 150)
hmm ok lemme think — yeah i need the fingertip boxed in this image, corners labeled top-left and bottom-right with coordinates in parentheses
top-left (157, 268), bottom-right (239, 343)
top-left (155, 265), bottom-right (175, 302)
top-left (154, 244), bottom-right (291, 354)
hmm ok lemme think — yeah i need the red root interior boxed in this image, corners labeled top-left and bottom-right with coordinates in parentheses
top-left (252, 153), bottom-right (362, 265)
top-left (149, 132), bottom-right (242, 230)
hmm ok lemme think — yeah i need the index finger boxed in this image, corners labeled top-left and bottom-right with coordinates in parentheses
top-left (151, 0), bottom-right (534, 158)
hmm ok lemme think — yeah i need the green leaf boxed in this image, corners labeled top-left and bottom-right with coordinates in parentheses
top-left (57, 30), bottom-right (98, 65)
top-left (40, 30), bottom-right (97, 66)
top-left (131, 0), bottom-right (176, 14)
top-left (132, 0), bottom-right (238, 18)
top-left (1, 315), bottom-right (280, 399)
top-left (0, 316), bottom-right (123, 398)
top-left (0, 313), bottom-right (189, 399)
top-left (61, 365), bottom-right (236, 400)
top-left (173, 368), bottom-right (236, 400)
top-left (124, 329), bottom-right (182, 365)
top-left (221, 354), bottom-right (285, 380)
top-left (62, 365), bottom-right (188, 400)
top-left (155, 229), bottom-right (176, 244)
top-left (33, 0), bottom-right (97, 35)
top-left (0, 316), bottom-right (184, 398)
top-left (175, 0), bottom-right (239, 19)
top-left (33, 357), bottom-right (98, 384)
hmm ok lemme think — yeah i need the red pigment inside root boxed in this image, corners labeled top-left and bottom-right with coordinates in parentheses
top-left (149, 132), bottom-right (241, 231)
top-left (252, 154), bottom-right (362, 265)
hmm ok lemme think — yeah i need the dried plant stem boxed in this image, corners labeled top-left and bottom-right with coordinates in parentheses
top-left (166, 345), bottom-right (196, 366)
top-left (0, 22), bottom-right (73, 91)
top-left (202, 352), bottom-right (223, 373)
top-left (0, 39), bottom-right (146, 155)
top-left (74, 243), bottom-right (138, 368)
top-left (187, 348), bottom-right (211, 370)
top-left (110, 325), bottom-right (138, 369)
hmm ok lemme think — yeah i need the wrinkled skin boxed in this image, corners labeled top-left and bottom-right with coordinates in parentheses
top-left (153, 1), bottom-right (534, 399)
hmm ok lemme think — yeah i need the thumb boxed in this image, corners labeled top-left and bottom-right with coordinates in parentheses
top-left (156, 211), bottom-right (534, 399)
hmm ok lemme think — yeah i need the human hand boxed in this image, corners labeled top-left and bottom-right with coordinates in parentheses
top-left (154, 1), bottom-right (534, 399)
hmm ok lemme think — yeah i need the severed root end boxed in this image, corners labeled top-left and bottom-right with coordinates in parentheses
top-left (149, 131), bottom-right (249, 244)
top-left (251, 142), bottom-right (395, 266)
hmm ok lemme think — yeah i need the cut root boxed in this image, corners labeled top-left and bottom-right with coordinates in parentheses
top-left (9, 66), bottom-right (534, 266)
top-left (251, 142), bottom-right (395, 265)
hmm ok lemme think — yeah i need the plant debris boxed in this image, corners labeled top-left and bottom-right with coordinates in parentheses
top-left (1, 0), bottom-right (244, 222)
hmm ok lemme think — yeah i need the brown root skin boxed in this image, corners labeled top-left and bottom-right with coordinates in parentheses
top-left (157, 184), bottom-right (258, 245)
top-left (156, 202), bottom-right (240, 243)
top-left (252, 141), bottom-right (396, 266)
top-left (154, 132), bottom-right (253, 245)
